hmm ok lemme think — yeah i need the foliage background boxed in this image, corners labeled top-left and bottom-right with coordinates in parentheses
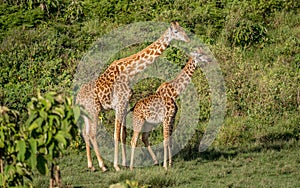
top-left (0, 0), bottom-right (299, 187)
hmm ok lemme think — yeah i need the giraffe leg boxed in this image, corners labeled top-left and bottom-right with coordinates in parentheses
top-left (142, 132), bottom-right (158, 165)
top-left (168, 137), bottom-right (172, 167)
top-left (114, 81), bottom-right (131, 171)
top-left (83, 116), bottom-right (95, 171)
top-left (130, 114), bottom-right (145, 170)
top-left (130, 131), bottom-right (139, 170)
top-left (163, 110), bottom-right (175, 170)
top-left (168, 116), bottom-right (175, 167)
top-left (113, 117), bottom-right (121, 171)
top-left (163, 137), bottom-right (169, 170)
top-left (90, 135), bottom-right (107, 172)
top-left (120, 125), bottom-right (127, 167)
top-left (90, 114), bottom-right (107, 172)
top-left (114, 105), bottom-right (129, 171)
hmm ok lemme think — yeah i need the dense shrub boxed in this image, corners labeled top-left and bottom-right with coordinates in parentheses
top-left (0, 92), bottom-right (81, 187)
top-left (0, 0), bottom-right (299, 151)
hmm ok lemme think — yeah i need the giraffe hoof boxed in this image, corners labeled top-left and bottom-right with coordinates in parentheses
top-left (154, 161), bottom-right (159, 166)
top-left (114, 166), bottom-right (121, 172)
top-left (89, 166), bottom-right (96, 172)
top-left (101, 167), bottom-right (108, 172)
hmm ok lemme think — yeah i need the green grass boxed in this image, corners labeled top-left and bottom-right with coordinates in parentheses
top-left (33, 139), bottom-right (300, 188)
top-left (1, 1), bottom-right (299, 187)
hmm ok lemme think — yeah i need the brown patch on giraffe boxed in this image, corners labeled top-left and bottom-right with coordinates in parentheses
top-left (161, 43), bottom-right (167, 49)
top-left (125, 60), bottom-right (133, 66)
top-left (145, 49), bottom-right (151, 55)
top-left (114, 69), bottom-right (119, 75)
top-left (99, 85), bottom-right (105, 91)
top-left (155, 51), bottom-right (161, 56)
top-left (170, 87), bottom-right (175, 93)
top-left (109, 72), bottom-right (115, 78)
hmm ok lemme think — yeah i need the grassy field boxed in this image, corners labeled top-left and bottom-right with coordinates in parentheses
top-left (1, 0), bottom-right (299, 187)
top-left (32, 138), bottom-right (300, 188)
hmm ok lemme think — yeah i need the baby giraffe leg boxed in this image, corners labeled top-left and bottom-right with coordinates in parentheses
top-left (163, 111), bottom-right (175, 170)
top-left (163, 138), bottom-right (169, 170)
top-left (130, 131), bottom-right (139, 170)
top-left (142, 132), bottom-right (158, 165)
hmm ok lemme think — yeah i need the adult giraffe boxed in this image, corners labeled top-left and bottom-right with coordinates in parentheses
top-left (76, 22), bottom-right (190, 172)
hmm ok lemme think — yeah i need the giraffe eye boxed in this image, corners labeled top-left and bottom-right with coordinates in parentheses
top-left (174, 30), bottom-right (178, 34)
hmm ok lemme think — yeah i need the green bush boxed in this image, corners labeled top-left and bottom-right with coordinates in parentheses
top-left (0, 0), bottom-right (299, 153)
top-left (0, 106), bottom-right (32, 187)
top-left (24, 91), bottom-right (81, 174)
top-left (0, 92), bottom-right (81, 187)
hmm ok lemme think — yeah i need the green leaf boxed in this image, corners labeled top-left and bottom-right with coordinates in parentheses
top-left (45, 91), bottom-right (56, 100)
top-left (53, 107), bottom-right (65, 118)
top-left (16, 140), bottom-right (26, 162)
top-left (61, 119), bottom-right (69, 131)
top-left (25, 113), bottom-right (37, 125)
top-left (36, 155), bottom-right (48, 175)
top-left (73, 105), bottom-right (81, 123)
top-left (0, 131), bottom-right (4, 148)
top-left (48, 115), bottom-right (55, 126)
top-left (28, 122), bottom-right (39, 131)
top-left (48, 142), bottom-right (55, 160)
top-left (29, 138), bottom-right (37, 169)
top-left (40, 98), bottom-right (52, 111)
top-left (46, 131), bottom-right (53, 145)
top-left (51, 115), bottom-right (60, 126)
top-left (29, 117), bottom-right (44, 132)
top-left (39, 109), bottom-right (48, 120)
top-left (15, 163), bottom-right (25, 176)
top-left (29, 138), bottom-right (37, 153)
top-left (66, 97), bottom-right (72, 106)
top-left (27, 101), bottom-right (35, 111)
top-left (54, 131), bottom-right (67, 146)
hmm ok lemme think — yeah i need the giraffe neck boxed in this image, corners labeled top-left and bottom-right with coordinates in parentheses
top-left (159, 57), bottom-right (196, 99)
top-left (121, 27), bottom-right (173, 79)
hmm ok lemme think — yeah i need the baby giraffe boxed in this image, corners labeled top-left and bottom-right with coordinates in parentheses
top-left (130, 47), bottom-right (211, 170)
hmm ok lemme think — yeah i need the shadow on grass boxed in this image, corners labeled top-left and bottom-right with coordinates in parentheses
top-left (175, 136), bottom-right (299, 162)
top-left (175, 145), bottom-right (238, 162)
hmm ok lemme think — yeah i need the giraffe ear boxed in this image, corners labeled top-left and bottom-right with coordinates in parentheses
top-left (197, 47), bottom-right (204, 55)
top-left (171, 21), bottom-right (179, 27)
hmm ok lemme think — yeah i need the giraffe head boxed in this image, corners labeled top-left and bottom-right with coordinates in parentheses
top-left (190, 47), bottom-right (212, 66)
top-left (168, 21), bottom-right (190, 42)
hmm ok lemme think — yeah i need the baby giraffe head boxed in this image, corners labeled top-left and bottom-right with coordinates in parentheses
top-left (190, 47), bottom-right (212, 67)
top-left (169, 21), bottom-right (190, 43)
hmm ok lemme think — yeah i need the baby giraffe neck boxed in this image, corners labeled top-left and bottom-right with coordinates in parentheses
top-left (169, 58), bottom-right (197, 97)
